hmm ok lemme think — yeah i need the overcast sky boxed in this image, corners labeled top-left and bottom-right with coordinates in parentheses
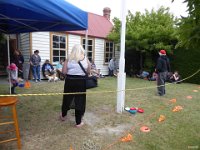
top-left (66, 0), bottom-right (188, 20)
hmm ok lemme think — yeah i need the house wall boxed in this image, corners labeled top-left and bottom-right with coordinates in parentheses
top-left (93, 38), bottom-right (120, 75)
top-left (115, 50), bottom-right (120, 69)
top-left (19, 32), bottom-right (117, 78)
top-left (32, 32), bottom-right (50, 64)
top-left (19, 33), bottom-right (30, 63)
top-left (68, 34), bottom-right (81, 56)
top-left (19, 32), bottom-right (50, 79)
top-left (20, 32), bottom-right (51, 64)
top-left (94, 38), bottom-right (108, 75)
top-left (67, 34), bottom-right (110, 75)
top-left (32, 32), bottom-right (50, 79)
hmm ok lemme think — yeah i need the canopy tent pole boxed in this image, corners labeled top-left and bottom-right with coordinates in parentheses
top-left (116, 0), bottom-right (127, 113)
top-left (7, 34), bottom-right (11, 94)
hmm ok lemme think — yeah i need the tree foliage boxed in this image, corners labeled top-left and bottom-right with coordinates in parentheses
top-left (108, 7), bottom-right (178, 54)
top-left (175, 0), bottom-right (200, 48)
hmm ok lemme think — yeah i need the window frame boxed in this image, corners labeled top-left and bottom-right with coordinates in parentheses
top-left (81, 37), bottom-right (94, 62)
top-left (104, 41), bottom-right (115, 64)
top-left (51, 33), bottom-right (67, 64)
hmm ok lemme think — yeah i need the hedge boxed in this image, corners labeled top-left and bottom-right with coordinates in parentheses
top-left (171, 47), bottom-right (200, 84)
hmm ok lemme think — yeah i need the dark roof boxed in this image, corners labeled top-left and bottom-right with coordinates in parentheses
top-left (67, 12), bottom-right (113, 39)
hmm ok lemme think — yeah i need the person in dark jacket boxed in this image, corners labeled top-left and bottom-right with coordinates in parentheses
top-left (156, 49), bottom-right (171, 96)
top-left (12, 50), bottom-right (24, 79)
top-left (30, 50), bottom-right (41, 82)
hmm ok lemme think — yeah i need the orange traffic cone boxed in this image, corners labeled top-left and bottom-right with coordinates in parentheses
top-left (24, 80), bottom-right (31, 88)
top-left (172, 106), bottom-right (183, 112)
top-left (169, 98), bottom-right (176, 103)
top-left (69, 145), bottom-right (73, 150)
top-left (158, 115), bottom-right (166, 122)
top-left (120, 133), bottom-right (133, 142)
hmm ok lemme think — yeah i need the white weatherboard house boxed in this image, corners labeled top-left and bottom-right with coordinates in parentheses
top-left (18, 8), bottom-right (119, 78)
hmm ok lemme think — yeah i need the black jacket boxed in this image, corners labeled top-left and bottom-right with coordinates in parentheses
top-left (156, 56), bottom-right (171, 73)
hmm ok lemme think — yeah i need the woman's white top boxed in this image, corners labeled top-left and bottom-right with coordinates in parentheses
top-left (67, 56), bottom-right (88, 76)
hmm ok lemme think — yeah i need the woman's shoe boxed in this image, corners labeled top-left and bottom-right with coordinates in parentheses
top-left (76, 122), bottom-right (84, 128)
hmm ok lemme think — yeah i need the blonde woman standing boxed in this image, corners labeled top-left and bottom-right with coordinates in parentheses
top-left (60, 44), bottom-right (91, 127)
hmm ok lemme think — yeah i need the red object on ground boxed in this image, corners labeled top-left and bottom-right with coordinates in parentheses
top-left (137, 108), bottom-right (144, 113)
top-left (140, 126), bottom-right (150, 132)
top-left (130, 107), bottom-right (137, 110)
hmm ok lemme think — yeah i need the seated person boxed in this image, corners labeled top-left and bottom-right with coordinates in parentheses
top-left (136, 70), bottom-right (150, 79)
top-left (148, 71), bottom-right (158, 81)
top-left (169, 71), bottom-right (181, 83)
top-left (113, 69), bottom-right (119, 77)
top-left (42, 60), bottom-right (55, 78)
top-left (90, 60), bottom-right (100, 77)
top-left (56, 59), bottom-right (65, 80)
top-left (166, 71), bottom-right (173, 82)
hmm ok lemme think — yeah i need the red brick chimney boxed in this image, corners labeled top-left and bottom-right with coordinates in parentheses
top-left (103, 7), bottom-right (111, 20)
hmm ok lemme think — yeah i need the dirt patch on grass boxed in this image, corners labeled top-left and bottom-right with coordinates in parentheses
top-left (94, 124), bottom-right (132, 136)
top-left (83, 109), bottom-right (132, 136)
top-left (83, 112), bottom-right (101, 126)
top-left (83, 110), bottom-right (131, 136)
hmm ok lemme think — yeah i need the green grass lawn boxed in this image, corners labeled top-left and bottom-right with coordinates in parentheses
top-left (0, 77), bottom-right (199, 150)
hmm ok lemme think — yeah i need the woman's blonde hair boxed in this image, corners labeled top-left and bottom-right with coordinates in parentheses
top-left (68, 44), bottom-right (85, 62)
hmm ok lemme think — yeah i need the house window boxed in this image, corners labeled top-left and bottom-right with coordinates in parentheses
top-left (82, 38), bottom-right (94, 62)
top-left (52, 34), bottom-right (66, 63)
top-left (104, 41), bottom-right (114, 63)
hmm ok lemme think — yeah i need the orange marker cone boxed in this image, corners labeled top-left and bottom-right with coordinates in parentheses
top-left (172, 106), bottom-right (183, 112)
top-left (169, 98), bottom-right (176, 103)
top-left (69, 145), bottom-right (73, 150)
top-left (158, 115), bottom-right (166, 122)
top-left (24, 80), bottom-right (31, 88)
top-left (140, 126), bottom-right (150, 133)
top-left (120, 133), bottom-right (133, 142)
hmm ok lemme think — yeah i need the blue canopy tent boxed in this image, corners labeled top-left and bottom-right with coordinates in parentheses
top-left (0, 0), bottom-right (88, 94)
top-left (0, 0), bottom-right (88, 33)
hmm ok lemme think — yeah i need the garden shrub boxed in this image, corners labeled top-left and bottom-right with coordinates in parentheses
top-left (171, 47), bottom-right (200, 84)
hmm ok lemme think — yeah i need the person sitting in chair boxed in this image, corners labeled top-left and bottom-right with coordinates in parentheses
top-left (148, 70), bottom-right (158, 81)
top-left (136, 70), bottom-right (150, 79)
top-left (90, 60), bottom-right (100, 77)
top-left (42, 59), bottom-right (55, 78)
top-left (169, 71), bottom-right (181, 83)
top-left (56, 59), bottom-right (65, 80)
top-left (108, 57), bottom-right (117, 76)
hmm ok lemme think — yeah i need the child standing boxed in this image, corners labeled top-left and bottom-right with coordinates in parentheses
top-left (7, 63), bottom-right (18, 94)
